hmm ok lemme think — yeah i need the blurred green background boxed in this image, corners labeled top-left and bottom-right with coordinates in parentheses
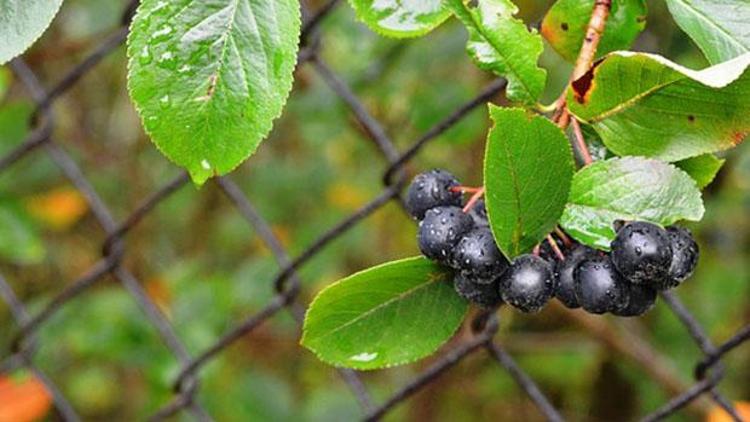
top-left (0, 0), bottom-right (747, 420)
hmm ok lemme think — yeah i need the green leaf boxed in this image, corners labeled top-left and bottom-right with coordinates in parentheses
top-left (0, 201), bottom-right (45, 265)
top-left (541, 0), bottom-right (647, 63)
top-left (675, 154), bottom-right (725, 189)
top-left (347, 0), bottom-right (451, 38)
top-left (560, 157), bottom-right (704, 250)
top-left (484, 106), bottom-right (574, 258)
top-left (0, 0), bottom-right (64, 64)
top-left (447, 0), bottom-right (546, 105)
top-left (665, 0), bottom-right (750, 64)
top-left (127, 0), bottom-right (301, 184)
top-left (567, 52), bottom-right (750, 162)
top-left (301, 257), bottom-right (467, 370)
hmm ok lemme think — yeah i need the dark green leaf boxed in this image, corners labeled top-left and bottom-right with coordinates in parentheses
top-left (0, 0), bottom-right (64, 64)
top-left (675, 154), bottom-right (725, 189)
top-left (666, 0), bottom-right (750, 64)
top-left (484, 106), bottom-right (574, 258)
top-left (560, 157), bottom-right (704, 250)
top-left (568, 52), bottom-right (750, 162)
top-left (347, 0), bottom-right (451, 38)
top-left (127, 0), bottom-right (301, 184)
top-left (541, 0), bottom-right (647, 62)
top-left (447, 0), bottom-right (546, 105)
top-left (301, 257), bottom-right (467, 370)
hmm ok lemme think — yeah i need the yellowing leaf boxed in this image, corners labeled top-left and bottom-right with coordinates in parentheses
top-left (25, 187), bottom-right (88, 231)
top-left (706, 401), bottom-right (750, 422)
top-left (0, 373), bottom-right (52, 422)
top-left (145, 277), bottom-right (172, 315)
top-left (326, 183), bottom-right (367, 210)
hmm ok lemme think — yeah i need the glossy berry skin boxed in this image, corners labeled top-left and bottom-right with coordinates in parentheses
top-left (554, 245), bottom-right (598, 309)
top-left (454, 273), bottom-right (502, 309)
top-left (663, 226), bottom-right (699, 289)
top-left (574, 255), bottom-right (629, 314)
top-left (611, 221), bottom-right (672, 285)
top-left (405, 169), bottom-right (462, 220)
top-left (499, 255), bottom-right (555, 313)
top-left (451, 228), bottom-right (509, 281)
top-left (467, 199), bottom-right (489, 227)
top-left (418, 206), bottom-right (474, 262)
top-left (612, 283), bottom-right (657, 317)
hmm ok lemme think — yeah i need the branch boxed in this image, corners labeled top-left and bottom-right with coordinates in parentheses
top-left (554, 0), bottom-right (613, 130)
top-left (571, 0), bottom-right (613, 81)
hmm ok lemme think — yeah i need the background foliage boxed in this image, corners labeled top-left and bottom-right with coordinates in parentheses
top-left (0, 0), bottom-right (748, 420)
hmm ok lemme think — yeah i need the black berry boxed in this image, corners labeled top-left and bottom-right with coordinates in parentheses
top-left (554, 245), bottom-right (598, 309)
top-left (612, 283), bottom-right (657, 317)
top-left (610, 221), bottom-right (672, 285)
top-left (663, 226), bottom-right (699, 289)
top-left (454, 273), bottom-right (502, 309)
top-left (498, 254), bottom-right (555, 313)
top-left (405, 169), bottom-right (462, 220)
top-left (574, 255), bottom-right (629, 314)
top-left (467, 199), bottom-right (489, 227)
top-left (450, 227), bottom-right (509, 280)
top-left (418, 206), bottom-right (474, 262)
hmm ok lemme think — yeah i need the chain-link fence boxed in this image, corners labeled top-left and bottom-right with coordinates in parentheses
top-left (0, 0), bottom-right (748, 420)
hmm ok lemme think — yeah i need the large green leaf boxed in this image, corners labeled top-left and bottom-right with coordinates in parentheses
top-left (675, 154), bottom-right (725, 189)
top-left (0, 201), bottom-right (45, 265)
top-left (484, 106), bottom-right (574, 258)
top-left (0, 0), bottom-right (64, 64)
top-left (665, 0), bottom-right (750, 64)
top-left (560, 157), bottom-right (704, 250)
top-left (347, 0), bottom-right (451, 38)
top-left (447, 0), bottom-right (546, 105)
top-left (301, 257), bottom-right (467, 370)
top-left (541, 0), bottom-right (647, 63)
top-left (127, 0), bottom-right (301, 184)
top-left (567, 52), bottom-right (750, 162)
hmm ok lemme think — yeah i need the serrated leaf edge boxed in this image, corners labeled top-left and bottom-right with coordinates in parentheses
top-left (125, 0), bottom-right (302, 185)
top-left (0, 0), bottom-right (65, 65)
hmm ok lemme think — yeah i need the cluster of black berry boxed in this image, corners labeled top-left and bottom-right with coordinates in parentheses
top-left (406, 170), bottom-right (699, 317)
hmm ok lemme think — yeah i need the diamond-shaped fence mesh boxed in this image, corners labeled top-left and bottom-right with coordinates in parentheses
top-left (0, 1), bottom-right (747, 421)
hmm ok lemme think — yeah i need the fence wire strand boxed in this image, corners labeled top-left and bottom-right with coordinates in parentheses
top-left (0, 1), bottom-right (747, 421)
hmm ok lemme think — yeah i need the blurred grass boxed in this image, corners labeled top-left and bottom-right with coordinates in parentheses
top-left (0, 0), bottom-right (747, 420)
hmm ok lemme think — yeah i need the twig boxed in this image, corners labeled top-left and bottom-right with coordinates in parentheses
top-left (450, 186), bottom-right (483, 194)
top-left (571, 0), bottom-right (613, 81)
top-left (554, 227), bottom-right (573, 248)
top-left (546, 235), bottom-right (565, 260)
top-left (553, 0), bottom-right (613, 129)
top-left (462, 187), bottom-right (485, 213)
top-left (571, 117), bottom-right (594, 165)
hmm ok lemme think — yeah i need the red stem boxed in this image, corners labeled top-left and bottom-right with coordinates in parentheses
top-left (462, 187), bottom-right (485, 213)
top-left (571, 117), bottom-right (594, 165)
top-left (554, 227), bottom-right (573, 248)
top-left (546, 235), bottom-right (565, 261)
top-left (450, 186), bottom-right (483, 194)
